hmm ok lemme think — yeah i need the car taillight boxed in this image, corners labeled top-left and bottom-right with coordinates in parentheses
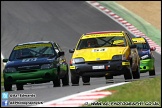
top-left (70, 59), bottom-right (72, 65)
top-left (127, 55), bottom-right (131, 60)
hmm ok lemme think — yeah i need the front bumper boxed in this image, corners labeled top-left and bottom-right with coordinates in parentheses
top-left (3, 68), bottom-right (57, 84)
top-left (140, 59), bottom-right (154, 72)
top-left (70, 60), bottom-right (130, 77)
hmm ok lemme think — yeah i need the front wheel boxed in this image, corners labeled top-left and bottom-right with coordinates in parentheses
top-left (105, 74), bottom-right (114, 83)
top-left (4, 82), bottom-right (12, 91)
top-left (53, 76), bottom-right (61, 87)
top-left (149, 69), bottom-right (155, 76)
top-left (132, 66), bottom-right (140, 79)
top-left (124, 67), bottom-right (132, 81)
top-left (16, 84), bottom-right (24, 90)
top-left (82, 76), bottom-right (90, 85)
top-left (71, 72), bottom-right (80, 86)
top-left (62, 66), bottom-right (69, 86)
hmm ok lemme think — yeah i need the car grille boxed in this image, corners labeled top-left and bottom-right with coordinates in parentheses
top-left (17, 65), bottom-right (40, 72)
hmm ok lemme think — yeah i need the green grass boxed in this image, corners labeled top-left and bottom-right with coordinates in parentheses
top-left (83, 76), bottom-right (161, 107)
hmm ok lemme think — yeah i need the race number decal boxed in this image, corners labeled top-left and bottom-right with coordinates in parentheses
top-left (22, 58), bottom-right (37, 62)
top-left (141, 55), bottom-right (149, 59)
top-left (92, 48), bottom-right (107, 52)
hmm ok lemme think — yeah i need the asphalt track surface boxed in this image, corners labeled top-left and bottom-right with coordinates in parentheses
top-left (1, 1), bottom-right (161, 107)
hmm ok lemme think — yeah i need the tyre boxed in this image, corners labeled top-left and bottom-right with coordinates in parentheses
top-left (16, 84), bottom-right (24, 90)
top-left (71, 73), bottom-right (80, 86)
top-left (149, 69), bottom-right (155, 76)
top-left (4, 82), bottom-right (12, 91)
top-left (53, 67), bottom-right (61, 87)
top-left (53, 76), bottom-right (61, 87)
top-left (62, 66), bottom-right (69, 86)
top-left (105, 74), bottom-right (114, 83)
top-left (132, 66), bottom-right (140, 79)
top-left (124, 67), bottom-right (132, 81)
top-left (82, 76), bottom-right (90, 85)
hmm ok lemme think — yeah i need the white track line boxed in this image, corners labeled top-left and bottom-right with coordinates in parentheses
top-left (31, 82), bottom-right (129, 107)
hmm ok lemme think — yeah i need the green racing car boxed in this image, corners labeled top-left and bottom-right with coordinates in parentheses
top-left (132, 37), bottom-right (156, 76)
top-left (2, 41), bottom-right (69, 91)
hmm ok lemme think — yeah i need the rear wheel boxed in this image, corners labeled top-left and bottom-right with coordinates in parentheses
top-left (124, 67), bottom-right (132, 82)
top-left (4, 82), bottom-right (12, 91)
top-left (71, 73), bottom-right (80, 86)
top-left (53, 76), bottom-right (61, 87)
top-left (16, 84), bottom-right (24, 90)
top-left (132, 66), bottom-right (140, 79)
top-left (82, 76), bottom-right (90, 85)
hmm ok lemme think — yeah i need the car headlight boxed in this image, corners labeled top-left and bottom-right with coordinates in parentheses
top-left (4, 67), bottom-right (16, 72)
top-left (41, 64), bottom-right (54, 69)
top-left (112, 55), bottom-right (126, 60)
top-left (71, 58), bottom-right (85, 64)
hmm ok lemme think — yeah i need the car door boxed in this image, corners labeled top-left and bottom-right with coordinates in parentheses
top-left (53, 42), bottom-right (67, 78)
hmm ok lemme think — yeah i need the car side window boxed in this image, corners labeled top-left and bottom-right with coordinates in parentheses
top-left (127, 33), bottom-right (134, 44)
top-left (125, 35), bottom-right (131, 46)
top-left (125, 33), bottom-right (133, 46)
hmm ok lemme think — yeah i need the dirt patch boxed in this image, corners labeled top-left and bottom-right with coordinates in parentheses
top-left (116, 1), bottom-right (161, 31)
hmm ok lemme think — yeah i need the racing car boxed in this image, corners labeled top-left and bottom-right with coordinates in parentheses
top-left (3, 41), bottom-right (69, 91)
top-left (69, 31), bottom-right (140, 85)
top-left (132, 37), bottom-right (156, 76)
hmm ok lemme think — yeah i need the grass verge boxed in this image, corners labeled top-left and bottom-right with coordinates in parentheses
top-left (83, 76), bottom-right (161, 107)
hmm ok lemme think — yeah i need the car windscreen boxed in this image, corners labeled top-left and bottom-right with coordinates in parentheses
top-left (135, 43), bottom-right (150, 50)
top-left (76, 36), bottom-right (127, 50)
top-left (9, 43), bottom-right (56, 61)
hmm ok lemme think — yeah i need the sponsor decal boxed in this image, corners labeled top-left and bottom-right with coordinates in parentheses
top-left (141, 55), bottom-right (149, 59)
top-left (14, 43), bottom-right (52, 50)
top-left (70, 66), bottom-right (76, 69)
top-left (22, 58), bottom-right (37, 62)
top-left (92, 48), bottom-right (107, 52)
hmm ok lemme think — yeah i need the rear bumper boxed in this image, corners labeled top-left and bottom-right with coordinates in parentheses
top-left (140, 59), bottom-right (154, 72)
top-left (70, 60), bottom-right (130, 77)
top-left (3, 68), bottom-right (57, 84)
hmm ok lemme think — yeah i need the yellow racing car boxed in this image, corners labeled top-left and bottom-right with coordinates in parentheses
top-left (69, 31), bottom-right (140, 85)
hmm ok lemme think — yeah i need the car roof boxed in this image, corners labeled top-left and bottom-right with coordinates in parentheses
top-left (132, 37), bottom-right (146, 43)
top-left (81, 31), bottom-right (126, 39)
top-left (17, 41), bottom-right (53, 46)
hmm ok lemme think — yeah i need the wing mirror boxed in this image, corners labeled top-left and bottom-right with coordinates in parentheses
top-left (150, 47), bottom-right (156, 51)
top-left (3, 59), bottom-right (8, 63)
top-left (69, 49), bottom-right (74, 53)
top-left (58, 51), bottom-right (65, 56)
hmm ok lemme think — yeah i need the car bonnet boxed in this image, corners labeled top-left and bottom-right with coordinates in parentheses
top-left (72, 47), bottom-right (127, 61)
top-left (5, 57), bottom-right (56, 67)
